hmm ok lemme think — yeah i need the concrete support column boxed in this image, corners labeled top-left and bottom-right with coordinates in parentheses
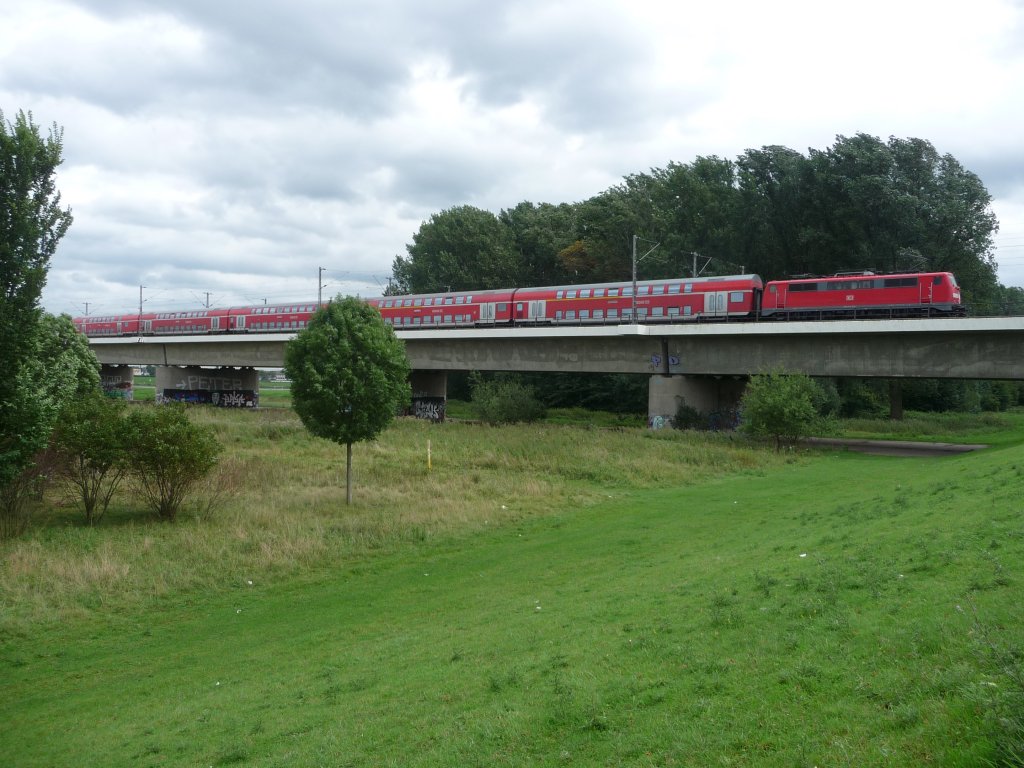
top-left (648, 375), bottom-right (746, 429)
top-left (100, 365), bottom-right (134, 400)
top-left (410, 370), bottom-right (447, 422)
top-left (155, 366), bottom-right (259, 407)
top-left (889, 379), bottom-right (904, 421)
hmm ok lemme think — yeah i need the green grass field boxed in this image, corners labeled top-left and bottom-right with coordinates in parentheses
top-left (2, 409), bottom-right (1023, 766)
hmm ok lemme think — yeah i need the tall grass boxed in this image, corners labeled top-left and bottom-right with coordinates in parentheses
top-left (0, 409), bottom-right (787, 631)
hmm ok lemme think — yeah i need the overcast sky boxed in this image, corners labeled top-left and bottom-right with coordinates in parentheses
top-left (5, 0), bottom-right (1024, 317)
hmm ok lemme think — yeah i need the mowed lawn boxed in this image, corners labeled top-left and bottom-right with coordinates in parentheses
top-left (1, 413), bottom-right (1023, 766)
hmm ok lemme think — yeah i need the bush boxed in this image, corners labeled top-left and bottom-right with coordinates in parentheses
top-left (126, 404), bottom-right (222, 521)
top-left (673, 401), bottom-right (706, 431)
top-left (740, 370), bottom-right (824, 450)
top-left (470, 373), bottom-right (546, 425)
top-left (50, 393), bottom-right (129, 525)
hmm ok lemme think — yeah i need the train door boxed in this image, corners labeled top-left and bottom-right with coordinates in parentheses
top-left (141, 319), bottom-right (152, 334)
top-left (116, 321), bottom-right (123, 335)
top-left (479, 303), bottom-right (496, 323)
top-left (921, 277), bottom-right (935, 304)
top-left (211, 316), bottom-right (220, 332)
top-left (236, 315), bottom-right (246, 331)
top-left (703, 291), bottom-right (728, 317)
top-left (528, 300), bottom-right (546, 322)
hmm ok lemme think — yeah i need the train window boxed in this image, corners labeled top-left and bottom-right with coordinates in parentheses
top-left (557, 290), bottom-right (564, 299)
top-left (567, 310), bottom-right (577, 319)
top-left (580, 310), bottom-right (590, 319)
top-left (555, 310), bottom-right (564, 320)
top-left (933, 276), bottom-right (943, 285)
top-left (638, 286), bottom-right (650, 296)
top-left (684, 306), bottom-right (693, 316)
top-left (594, 309), bottom-right (604, 318)
top-left (595, 288), bottom-right (605, 297)
top-left (884, 277), bottom-right (917, 288)
top-left (653, 285), bottom-right (665, 295)
top-left (623, 286), bottom-right (633, 296)
top-left (684, 283), bottom-right (693, 293)
top-left (730, 292), bottom-right (744, 303)
top-left (516, 303), bottom-right (523, 311)
top-left (668, 307), bottom-right (679, 317)
top-left (497, 303), bottom-right (508, 311)
top-left (789, 283), bottom-right (817, 292)
top-left (567, 290), bottom-right (577, 299)
top-left (652, 307), bottom-right (664, 317)
top-left (444, 314), bottom-right (452, 323)
top-left (455, 296), bottom-right (464, 305)
top-left (414, 299), bottom-right (423, 307)
top-left (414, 317), bottom-right (421, 325)
top-left (668, 284), bottom-right (680, 294)
top-left (444, 297), bottom-right (453, 305)
top-left (580, 289), bottom-right (591, 298)
top-left (609, 288), bottom-right (619, 297)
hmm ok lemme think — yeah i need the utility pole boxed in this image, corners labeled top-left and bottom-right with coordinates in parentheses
top-left (138, 285), bottom-right (146, 337)
top-left (631, 235), bottom-right (659, 322)
top-left (318, 266), bottom-right (326, 306)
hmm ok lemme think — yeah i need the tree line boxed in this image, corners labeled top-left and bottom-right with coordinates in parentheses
top-left (392, 133), bottom-right (1022, 313)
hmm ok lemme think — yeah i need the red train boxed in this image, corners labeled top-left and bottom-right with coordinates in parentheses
top-left (72, 271), bottom-right (963, 337)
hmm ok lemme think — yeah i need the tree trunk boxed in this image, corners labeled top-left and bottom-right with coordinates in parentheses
top-left (345, 442), bottom-right (353, 505)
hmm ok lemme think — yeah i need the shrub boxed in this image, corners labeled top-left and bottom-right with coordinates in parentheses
top-left (50, 393), bottom-right (129, 525)
top-left (470, 373), bottom-right (546, 425)
top-left (740, 370), bottom-right (823, 450)
top-left (126, 404), bottom-right (222, 521)
top-left (673, 401), bottom-right (706, 431)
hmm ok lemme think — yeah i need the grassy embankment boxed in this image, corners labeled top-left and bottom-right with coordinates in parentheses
top-left (1, 408), bottom-right (1023, 766)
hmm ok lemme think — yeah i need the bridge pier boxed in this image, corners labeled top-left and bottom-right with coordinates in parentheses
top-left (155, 366), bottom-right (259, 407)
top-left (648, 375), bottom-right (746, 429)
top-left (411, 371), bottom-right (447, 421)
top-left (100, 365), bottom-right (134, 400)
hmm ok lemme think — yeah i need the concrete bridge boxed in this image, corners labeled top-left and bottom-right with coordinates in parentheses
top-left (90, 316), bottom-right (1024, 421)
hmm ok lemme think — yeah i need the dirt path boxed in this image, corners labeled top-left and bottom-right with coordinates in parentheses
top-left (803, 437), bottom-right (988, 457)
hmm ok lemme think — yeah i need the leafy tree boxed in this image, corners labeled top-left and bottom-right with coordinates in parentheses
top-left (392, 205), bottom-right (521, 293)
top-left (740, 370), bottom-right (824, 450)
top-left (285, 296), bottom-right (411, 504)
top-left (1, 110), bottom-right (74, 488)
top-left (126, 404), bottom-right (221, 522)
top-left (0, 314), bottom-right (99, 536)
top-left (51, 393), bottom-right (129, 525)
top-left (470, 373), bottom-right (546, 425)
top-left (498, 201), bottom-right (580, 286)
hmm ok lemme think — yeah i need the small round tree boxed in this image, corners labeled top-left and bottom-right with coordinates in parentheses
top-left (740, 369), bottom-right (823, 450)
top-left (285, 296), bottom-right (411, 504)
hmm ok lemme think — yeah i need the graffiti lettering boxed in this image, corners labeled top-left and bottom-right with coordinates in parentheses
top-left (159, 389), bottom-right (258, 408)
top-left (412, 397), bottom-right (446, 422)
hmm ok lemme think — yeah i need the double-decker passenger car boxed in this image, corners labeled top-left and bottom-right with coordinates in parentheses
top-left (367, 289), bottom-right (517, 328)
top-left (761, 271), bottom-right (962, 319)
top-left (512, 274), bottom-right (764, 323)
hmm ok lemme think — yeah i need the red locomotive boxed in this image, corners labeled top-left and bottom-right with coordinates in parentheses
top-left (72, 270), bottom-right (964, 337)
top-left (761, 271), bottom-right (962, 319)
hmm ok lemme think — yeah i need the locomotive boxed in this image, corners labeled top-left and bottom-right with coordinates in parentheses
top-left (73, 270), bottom-right (963, 337)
